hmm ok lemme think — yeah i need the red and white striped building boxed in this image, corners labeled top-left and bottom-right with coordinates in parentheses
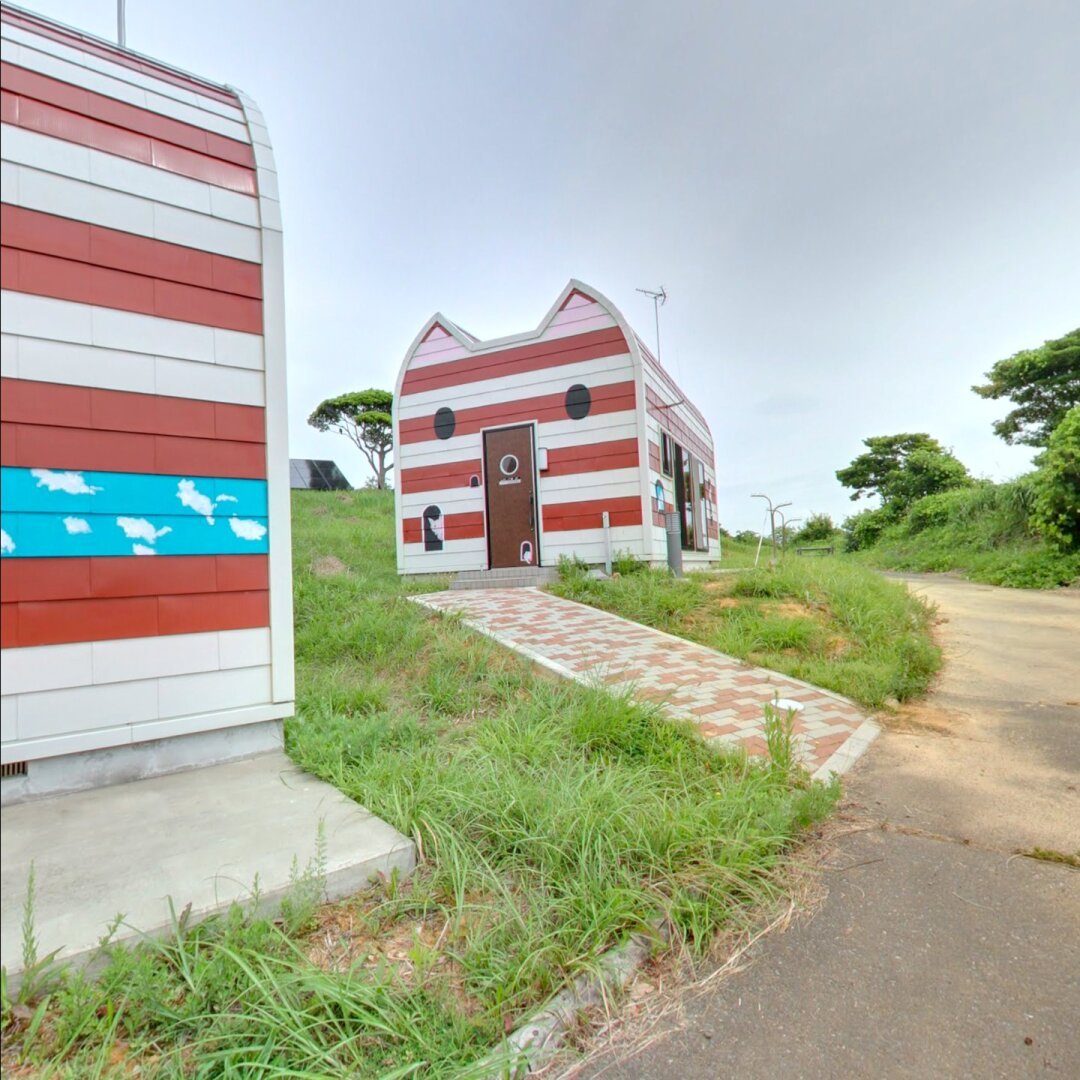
top-left (0, 4), bottom-right (293, 798)
top-left (395, 280), bottom-right (719, 575)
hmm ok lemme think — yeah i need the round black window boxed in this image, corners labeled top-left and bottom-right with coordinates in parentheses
top-left (565, 384), bottom-right (591, 420)
top-left (499, 454), bottom-right (519, 476)
top-left (433, 407), bottom-right (456, 440)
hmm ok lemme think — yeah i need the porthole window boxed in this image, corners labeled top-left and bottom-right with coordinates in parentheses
top-left (499, 454), bottom-right (519, 476)
top-left (434, 407), bottom-right (456, 440)
top-left (565, 384), bottom-right (591, 420)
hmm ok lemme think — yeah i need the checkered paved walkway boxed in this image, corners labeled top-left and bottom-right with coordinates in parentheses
top-left (413, 588), bottom-right (879, 779)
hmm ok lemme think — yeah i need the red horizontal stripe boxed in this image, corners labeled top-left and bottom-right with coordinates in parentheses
top-left (1, 379), bottom-right (265, 443)
top-left (2, 423), bottom-right (266, 478)
top-left (1, 205), bottom-right (262, 298)
top-left (399, 458), bottom-right (482, 495)
top-left (1, 247), bottom-right (262, 333)
top-left (1, 9), bottom-right (241, 107)
top-left (399, 381), bottom-right (637, 445)
top-left (542, 495), bottom-right (643, 532)
top-left (402, 326), bottom-right (628, 395)
top-left (0, 62), bottom-right (254, 167)
top-left (402, 511), bottom-right (485, 545)
top-left (1, 589), bottom-right (269, 648)
top-left (543, 438), bottom-right (639, 477)
top-left (647, 440), bottom-right (661, 473)
top-left (1, 555), bottom-right (268, 604)
top-left (1, 89), bottom-right (256, 195)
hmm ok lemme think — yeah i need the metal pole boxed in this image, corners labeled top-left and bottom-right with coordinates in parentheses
top-left (751, 495), bottom-right (791, 568)
top-left (117, 0), bottom-right (126, 48)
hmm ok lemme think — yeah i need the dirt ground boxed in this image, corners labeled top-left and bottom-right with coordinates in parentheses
top-left (865, 573), bottom-right (1079, 854)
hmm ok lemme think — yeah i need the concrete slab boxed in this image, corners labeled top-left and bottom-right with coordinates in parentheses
top-left (0, 751), bottom-right (415, 976)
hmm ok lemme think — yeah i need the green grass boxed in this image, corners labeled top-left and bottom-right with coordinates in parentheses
top-left (850, 481), bottom-right (1080, 589)
top-left (2, 491), bottom-right (838, 1078)
top-left (552, 554), bottom-right (941, 709)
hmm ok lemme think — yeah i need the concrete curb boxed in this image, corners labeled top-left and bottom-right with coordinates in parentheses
top-left (475, 924), bottom-right (670, 1078)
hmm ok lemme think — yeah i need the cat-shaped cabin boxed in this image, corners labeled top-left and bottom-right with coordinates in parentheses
top-left (394, 280), bottom-right (719, 577)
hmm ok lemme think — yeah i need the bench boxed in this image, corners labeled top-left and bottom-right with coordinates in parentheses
top-left (795, 546), bottom-right (834, 556)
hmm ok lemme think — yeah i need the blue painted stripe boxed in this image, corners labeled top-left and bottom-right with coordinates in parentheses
top-left (0, 467), bottom-right (269, 558)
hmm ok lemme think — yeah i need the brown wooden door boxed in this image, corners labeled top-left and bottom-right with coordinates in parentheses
top-left (483, 425), bottom-right (539, 568)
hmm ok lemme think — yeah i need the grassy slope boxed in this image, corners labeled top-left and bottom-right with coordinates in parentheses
top-left (854, 524), bottom-right (1079, 590)
top-left (553, 555), bottom-right (940, 710)
top-left (849, 481), bottom-right (1080, 590)
top-left (3, 491), bottom-right (837, 1078)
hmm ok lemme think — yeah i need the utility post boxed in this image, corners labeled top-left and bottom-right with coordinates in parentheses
top-left (751, 494), bottom-right (792, 568)
top-left (777, 512), bottom-right (801, 556)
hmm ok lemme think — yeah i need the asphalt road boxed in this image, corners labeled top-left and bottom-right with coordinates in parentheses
top-left (574, 574), bottom-right (1080, 1080)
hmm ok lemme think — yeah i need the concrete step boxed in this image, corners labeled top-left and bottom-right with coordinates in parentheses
top-left (451, 567), bottom-right (560, 590)
top-left (0, 752), bottom-right (415, 982)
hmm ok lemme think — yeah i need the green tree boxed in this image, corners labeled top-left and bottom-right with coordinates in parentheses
top-left (836, 433), bottom-right (971, 515)
top-left (308, 389), bottom-right (394, 490)
top-left (972, 328), bottom-right (1080, 446)
top-left (795, 513), bottom-right (836, 544)
top-left (1030, 406), bottom-right (1080, 551)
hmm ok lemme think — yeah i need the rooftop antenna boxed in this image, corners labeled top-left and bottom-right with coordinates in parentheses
top-left (117, 0), bottom-right (126, 47)
top-left (635, 286), bottom-right (667, 364)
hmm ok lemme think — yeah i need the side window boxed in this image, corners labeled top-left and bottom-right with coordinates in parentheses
top-left (660, 432), bottom-right (674, 477)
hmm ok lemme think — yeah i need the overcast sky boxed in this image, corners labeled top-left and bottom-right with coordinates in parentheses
top-left (26, 0), bottom-right (1080, 532)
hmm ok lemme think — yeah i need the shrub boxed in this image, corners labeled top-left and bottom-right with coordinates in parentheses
top-left (843, 507), bottom-right (892, 551)
top-left (1031, 406), bottom-right (1080, 551)
top-left (794, 513), bottom-right (836, 544)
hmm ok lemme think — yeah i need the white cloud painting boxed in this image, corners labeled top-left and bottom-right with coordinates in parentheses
top-left (228, 517), bottom-right (267, 541)
top-left (63, 517), bottom-right (92, 535)
top-left (0, 529), bottom-right (14, 554)
top-left (116, 517), bottom-right (173, 549)
top-left (31, 469), bottom-right (103, 496)
top-left (176, 479), bottom-right (240, 525)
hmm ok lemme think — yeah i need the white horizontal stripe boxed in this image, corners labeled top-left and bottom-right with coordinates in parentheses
top-left (538, 419), bottom-right (641, 448)
top-left (535, 412), bottom-right (641, 443)
top-left (6, 665), bottom-right (272, 742)
top-left (399, 539), bottom-right (487, 574)
top-left (398, 351), bottom-right (633, 417)
top-left (538, 525), bottom-right (646, 560)
top-left (1, 334), bottom-right (265, 406)
top-left (2, 126), bottom-right (258, 225)
top-left (2, 292), bottom-right (263, 369)
top-left (401, 410), bottom-right (639, 458)
top-left (0, 629), bottom-right (271, 696)
top-left (400, 490), bottom-right (484, 515)
top-left (1, 38), bottom-right (251, 142)
top-left (1, 160), bottom-right (261, 261)
top-left (1, 701), bottom-right (291, 764)
top-left (0, 696), bottom-right (14, 743)
top-left (1, 22), bottom-right (247, 123)
top-left (540, 469), bottom-right (641, 500)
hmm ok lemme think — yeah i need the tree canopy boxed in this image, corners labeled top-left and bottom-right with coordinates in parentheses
top-left (972, 328), bottom-right (1080, 447)
top-left (308, 389), bottom-right (394, 490)
top-left (836, 433), bottom-right (971, 514)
